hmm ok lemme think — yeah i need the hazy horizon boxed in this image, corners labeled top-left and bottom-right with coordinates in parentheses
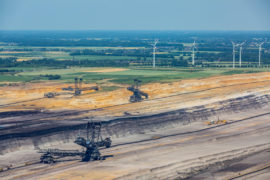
top-left (1, 30), bottom-right (270, 32)
top-left (0, 0), bottom-right (270, 31)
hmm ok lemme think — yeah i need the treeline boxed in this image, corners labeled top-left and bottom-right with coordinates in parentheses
top-left (4, 39), bottom-right (182, 49)
top-left (195, 50), bottom-right (270, 63)
top-left (70, 49), bottom-right (176, 59)
top-left (70, 49), bottom-right (150, 56)
top-left (0, 57), bottom-right (189, 68)
top-left (0, 48), bottom-right (70, 52)
top-left (4, 39), bottom-right (151, 47)
top-left (1, 30), bottom-right (270, 44)
top-left (198, 43), bottom-right (232, 52)
top-left (0, 58), bottom-right (17, 67)
top-left (0, 58), bottom-right (130, 67)
top-left (40, 74), bottom-right (61, 80)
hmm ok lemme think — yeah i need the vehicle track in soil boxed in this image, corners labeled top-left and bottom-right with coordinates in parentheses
top-left (1, 79), bottom-right (270, 133)
top-left (2, 110), bottom-right (270, 175)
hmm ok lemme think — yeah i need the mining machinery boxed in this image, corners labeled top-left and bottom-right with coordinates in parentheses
top-left (74, 78), bottom-right (99, 96)
top-left (39, 121), bottom-right (111, 164)
top-left (44, 91), bottom-right (73, 98)
top-left (205, 117), bottom-right (227, 126)
top-left (127, 79), bottom-right (148, 103)
top-left (44, 92), bottom-right (58, 98)
top-left (39, 149), bottom-right (83, 164)
top-left (44, 78), bottom-right (99, 98)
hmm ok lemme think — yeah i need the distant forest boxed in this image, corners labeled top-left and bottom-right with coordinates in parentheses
top-left (0, 30), bottom-right (270, 67)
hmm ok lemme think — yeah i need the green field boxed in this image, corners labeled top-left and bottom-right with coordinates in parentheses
top-left (1, 43), bottom-right (269, 89)
top-left (0, 43), bottom-right (222, 64)
top-left (0, 67), bottom-right (267, 87)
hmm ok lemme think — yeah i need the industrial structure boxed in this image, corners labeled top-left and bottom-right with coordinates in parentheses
top-left (231, 41), bottom-right (245, 68)
top-left (127, 79), bottom-right (148, 103)
top-left (44, 78), bottom-right (98, 98)
top-left (231, 41), bottom-right (236, 68)
top-left (73, 78), bottom-right (99, 96)
top-left (39, 121), bottom-right (111, 163)
top-left (238, 42), bottom-right (245, 67)
top-left (152, 39), bottom-right (158, 68)
top-left (256, 42), bottom-right (264, 67)
top-left (191, 40), bottom-right (197, 66)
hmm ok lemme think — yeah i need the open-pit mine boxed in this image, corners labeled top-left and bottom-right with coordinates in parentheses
top-left (1, 72), bottom-right (270, 180)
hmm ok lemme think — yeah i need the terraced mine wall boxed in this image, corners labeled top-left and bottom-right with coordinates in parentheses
top-left (1, 94), bottom-right (270, 154)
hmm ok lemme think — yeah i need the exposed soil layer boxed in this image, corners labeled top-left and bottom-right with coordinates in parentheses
top-left (1, 72), bottom-right (270, 179)
top-left (0, 110), bottom-right (41, 118)
top-left (1, 93), bottom-right (270, 155)
top-left (1, 72), bottom-right (270, 112)
top-left (1, 111), bottom-right (269, 180)
top-left (187, 149), bottom-right (270, 179)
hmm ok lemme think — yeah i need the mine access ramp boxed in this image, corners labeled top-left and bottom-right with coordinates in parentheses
top-left (39, 121), bottom-right (111, 164)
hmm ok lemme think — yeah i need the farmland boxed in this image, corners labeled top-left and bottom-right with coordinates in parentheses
top-left (0, 66), bottom-right (267, 85)
top-left (1, 30), bottom-right (270, 69)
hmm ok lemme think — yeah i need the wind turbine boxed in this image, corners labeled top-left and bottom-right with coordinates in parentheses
top-left (231, 41), bottom-right (236, 68)
top-left (238, 42), bottom-right (245, 67)
top-left (152, 39), bottom-right (158, 68)
top-left (191, 40), bottom-right (197, 66)
top-left (256, 42), bottom-right (264, 67)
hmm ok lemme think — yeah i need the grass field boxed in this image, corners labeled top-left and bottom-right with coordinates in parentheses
top-left (0, 43), bottom-right (223, 63)
top-left (0, 67), bottom-right (268, 87)
top-left (1, 44), bottom-right (269, 89)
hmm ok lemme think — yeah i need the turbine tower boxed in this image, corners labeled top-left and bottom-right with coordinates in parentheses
top-left (152, 39), bottom-right (158, 68)
top-left (231, 41), bottom-right (236, 68)
top-left (238, 42), bottom-right (245, 67)
top-left (256, 42), bottom-right (264, 67)
top-left (191, 40), bottom-right (197, 66)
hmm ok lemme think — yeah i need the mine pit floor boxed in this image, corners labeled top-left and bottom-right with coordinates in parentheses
top-left (1, 108), bottom-right (270, 180)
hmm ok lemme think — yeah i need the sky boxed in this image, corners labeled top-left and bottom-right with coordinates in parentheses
top-left (0, 0), bottom-right (270, 31)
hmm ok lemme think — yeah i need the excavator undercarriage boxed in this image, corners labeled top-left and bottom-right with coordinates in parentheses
top-left (39, 121), bottom-right (111, 163)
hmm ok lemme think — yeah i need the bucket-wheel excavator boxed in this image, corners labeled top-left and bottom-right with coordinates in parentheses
top-left (127, 79), bottom-right (148, 103)
top-left (44, 78), bottom-right (98, 98)
top-left (39, 121), bottom-right (111, 163)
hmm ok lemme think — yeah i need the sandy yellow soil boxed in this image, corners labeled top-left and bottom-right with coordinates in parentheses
top-left (1, 72), bottom-right (270, 113)
top-left (1, 72), bottom-right (270, 180)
